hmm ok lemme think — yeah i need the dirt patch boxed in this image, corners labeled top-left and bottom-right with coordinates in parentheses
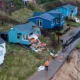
top-left (52, 49), bottom-right (80, 80)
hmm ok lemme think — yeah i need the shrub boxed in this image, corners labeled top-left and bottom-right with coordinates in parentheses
top-left (51, 32), bottom-right (57, 41)
top-left (39, 35), bottom-right (46, 42)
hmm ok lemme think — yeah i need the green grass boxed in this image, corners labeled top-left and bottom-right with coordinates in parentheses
top-left (0, 6), bottom-right (44, 24)
top-left (27, 3), bottom-right (44, 12)
top-left (51, 32), bottom-right (57, 41)
top-left (0, 8), bottom-right (33, 23)
top-left (39, 35), bottom-right (46, 42)
top-left (0, 6), bottom-right (62, 80)
top-left (0, 42), bottom-right (49, 80)
top-left (66, 21), bottom-right (80, 27)
top-left (0, 23), bottom-right (13, 32)
top-left (0, 7), bottom-right (48, 80)
top-left (76, 44), bottom-right (80, 49)
top-left (9, 8), bottom-right (33, 23)
top-left (0, 23), bottom-right (49, 80)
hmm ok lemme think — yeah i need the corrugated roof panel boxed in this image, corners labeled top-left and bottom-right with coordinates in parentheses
top-left (40, 13), bottom-right (54, 20)
top-left (49, 13), bottom-right (62, 18)
top-left (48, 9), bottom-right (64, 19)
top-left (14, 22), bottom-right (36, 34)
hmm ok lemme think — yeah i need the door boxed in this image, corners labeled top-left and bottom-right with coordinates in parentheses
top-left (36, 19), bottom-right (42, 27)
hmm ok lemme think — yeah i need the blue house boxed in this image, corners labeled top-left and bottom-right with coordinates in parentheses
top-left (48, 9), bottom-right (65, 27)
top-left (32, 12), bottom-right (45, 17)
top-left (8, 22), bottom-right (41, 45)
top-left (55, 4), bottom-right (78, 17)
top-left (28, 12), bottom-right (64, 29)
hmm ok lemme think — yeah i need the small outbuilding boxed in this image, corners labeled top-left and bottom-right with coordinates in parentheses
top-left (56, 4), bottom-right (78, 17)
top-left (0, 37), bottom-right (6, 65)
top-left (28, 12), bottom-right (64, 29)
top-left (8, 22), bottom-right (41, 45)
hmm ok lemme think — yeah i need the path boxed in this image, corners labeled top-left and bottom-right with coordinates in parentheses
top-left (28, 27), bottom-right (80, 80)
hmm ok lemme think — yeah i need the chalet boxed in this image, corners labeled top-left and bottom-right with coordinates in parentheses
top-left (56, 4), bottom-right (78, 17)
top-left (8, 22), bottom-right (41, 45)
top-left (0, 37), bottom-right (6, 65)
top-left (48, 9), bottom-right (65, 27)
top-left (28, 12), bottom-right (64, 29)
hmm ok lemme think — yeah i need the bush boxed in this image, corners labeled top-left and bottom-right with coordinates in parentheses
top-left (39, 35), bottom-right (46, 42)
top-left (51, 32), bottom-right (57, 41)
top-left (66, 21), bottom-right (80, 27)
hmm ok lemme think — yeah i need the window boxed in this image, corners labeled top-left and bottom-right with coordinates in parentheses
top-left (22, 35), bottom-right (28, 40)
top-left (17, 33), bottom-right (21, 39)
top-left (36, 20), bottom-right (42, 27)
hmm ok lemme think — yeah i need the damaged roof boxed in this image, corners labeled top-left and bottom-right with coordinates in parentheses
top-left (13, 22), bottom-right (36, 34)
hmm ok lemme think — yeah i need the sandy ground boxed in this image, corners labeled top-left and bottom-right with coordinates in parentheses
top-left (52, 49), bottom-right (80, 80)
